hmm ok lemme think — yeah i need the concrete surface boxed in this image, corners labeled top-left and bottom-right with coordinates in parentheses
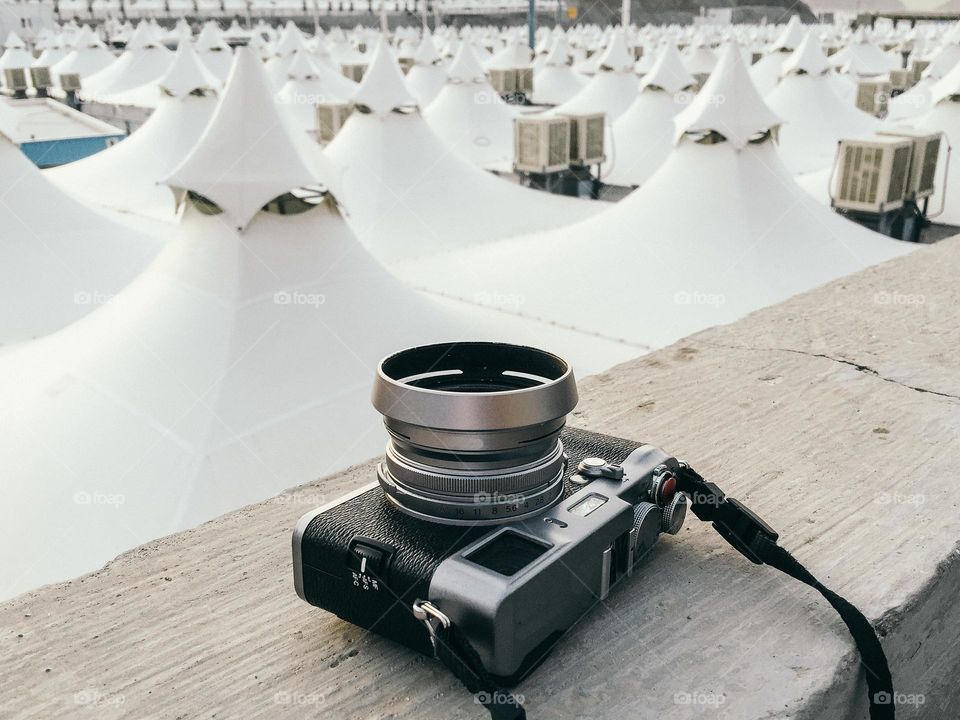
top-left (2, 237), bottom-right (960, 719)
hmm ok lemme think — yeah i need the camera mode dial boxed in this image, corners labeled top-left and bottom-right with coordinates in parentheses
top-left (632, 502), bottom-right (662, 563)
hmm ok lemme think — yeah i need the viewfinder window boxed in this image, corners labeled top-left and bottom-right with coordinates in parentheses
top-left (465, 531), bottom-right (551, 576)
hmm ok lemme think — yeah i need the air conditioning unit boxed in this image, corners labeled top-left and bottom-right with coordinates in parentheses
top-left (514, 116), bottom-right (571, 174)
top-left (855, 79), bottom-right (891, 117)
top-left (632, 45), bottom-right (644, 61)
top-left (832, 136), bottom-right (914, 214)
top-left (398, 57), bottom-right (414, 74)
top-left (516, 67), bottom-right (533, 95)
top-left (910, 58), bottom-right (930, 83)
top-left (888, 69), bottom-right (912, 93)
top-left (750, 51), bottom-right (763, 65)
top-left (489, 68), bottom-right (517, 95)
top-left (29, 66), bottom-right (52, 97)
top-left (559, 112), bottom-right (605, 166)
top-left (489, 68), bottom-right (533, 96)
top-left (340, 63), bottom-right (366, 82)
top-left (316, 102), bottom-right (353, 143)
top-left (4, 67), bottom-right (28, 98)
top-left (59, 72), bottom-right (82, 92)
top-left (878, 128), bottom-right (943, 200)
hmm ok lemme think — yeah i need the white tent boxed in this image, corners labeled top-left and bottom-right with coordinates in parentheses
top-left (325, 42), bottom-right (600, 264)
top-left (405, 31), bottom-right (447, 107)
top-left (0, 102), bottom-right (160, 344)
top-left (82, 22), bottom-right (174, 100)
top-left (551, 28), bottom-right (639, 121)
top-left (530, 35), bottom-right (587, 106)
top-left (275, 49), bottom-right (357, 136)
top-left (395, 44), bottom-right (911, 352)
top-left (0, 47), bottom-right (638, 601)
top-left (47, 42), bottom-right (220, 221)
top-left (0, 32), bottom-right (34, 72)
top-left (423, 42), bottom-right (516, 172)
top-left (50, 27), bottom-right (116, 80)
top-left (195, 20), bottom-right (234, 81)
top-left (750, 16), bottom-right (805, 96)
top-left (765, 32), bottom-right (879, 175)
top-left (604, 43), bottom-right (693, 187)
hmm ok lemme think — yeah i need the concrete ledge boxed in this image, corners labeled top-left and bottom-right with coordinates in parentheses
top-left (3, 238), bottom-right (960, 719)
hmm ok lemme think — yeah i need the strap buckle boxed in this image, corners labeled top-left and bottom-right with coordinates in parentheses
top-left (412, 599), bottom-right (450, 656)
top-left (677, 462), bottom-right (779, 565)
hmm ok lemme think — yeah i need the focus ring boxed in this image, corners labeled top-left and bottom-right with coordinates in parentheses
top-left (384, 440), bottom-right (566, 496)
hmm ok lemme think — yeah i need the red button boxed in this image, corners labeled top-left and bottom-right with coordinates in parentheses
top-left (658, 475), bottom-right (677, 506)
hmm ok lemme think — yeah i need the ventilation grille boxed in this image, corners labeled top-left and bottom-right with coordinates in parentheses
top-left (29, 66), bottom-right (51, 88)
top-left (585, 116), bottom-right (604, 160)
top-left (839, 145), bottom-right (882, 205)
top-left (517, 121), bottom-right (542, 167)
top-left (548, 120), bottom-right (568, 167)
top-left (888, 146), bottom-right (912, 203)
top-left (918, 137), bottom-right (940, 195)
top-left (3, 68), bottom-right (27, 89)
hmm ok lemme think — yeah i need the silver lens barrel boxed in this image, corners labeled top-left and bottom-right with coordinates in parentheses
top-left (372, 342), bottom-right (578, 525)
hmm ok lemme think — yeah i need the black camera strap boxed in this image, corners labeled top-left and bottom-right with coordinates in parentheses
top-left (414, 463), bottom-right (894, 720)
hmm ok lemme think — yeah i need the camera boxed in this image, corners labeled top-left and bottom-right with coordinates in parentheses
top-left (293, 342), bottom-right (686, 683)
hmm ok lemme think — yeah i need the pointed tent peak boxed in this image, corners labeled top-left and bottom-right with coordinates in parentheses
top-left (276, 22), bottom-right (309, 56)
top-left (544, 35), bottom-right (571, 67)
top-left (641, 42), bottom-right (694, 93)
top-left (413, 30), bottom-right (441, 65)
top-left (350, 39), bottom-right (417, 115)
top-left (159, 40), bottom-right (221, 97)
top-left (447, 40), bottom-right (486, 83)
top-left (770, 15), bottom-right (804, 52)
top-left (165, 47), bottom-right (320, 231)
top-left (486, 37), bottom-right (532, 70)
top-left (673, 42), bottom-right (782, 149)
top-left (286, 49), bottom-right (321, 80)
top-left (126, 21), bottom-right (159, 51)
top-left (196, 21), bottom-right (229, 52)
top-left (598, 28), bottom-right (633, 72)
top-left (781, 31), bottom-right (830, 77)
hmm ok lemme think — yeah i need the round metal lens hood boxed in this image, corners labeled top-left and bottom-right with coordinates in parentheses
top-left (371, 342), bottom-right (579, 525)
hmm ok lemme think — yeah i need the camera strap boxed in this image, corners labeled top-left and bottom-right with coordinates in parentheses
top-left (412, 463), bottom-right (894, 720)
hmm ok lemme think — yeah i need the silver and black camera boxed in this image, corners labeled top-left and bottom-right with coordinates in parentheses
top-left (292, 342), bottom-right (687, 683)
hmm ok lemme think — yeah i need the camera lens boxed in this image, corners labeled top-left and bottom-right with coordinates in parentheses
top-left (372, 342), bottom-right (578, 525)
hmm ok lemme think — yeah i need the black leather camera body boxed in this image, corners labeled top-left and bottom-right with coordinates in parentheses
top-left (293, 343), bottom-right (686, 683)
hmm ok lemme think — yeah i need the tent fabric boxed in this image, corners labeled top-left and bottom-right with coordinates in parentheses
top-left (530, 35), bottom-right (586, 106)
top-left (0, 107), bottom-right (160, 344)
top-left (351, 40), bottom-right (417, 115)
top-left (423, 42), bottom-right (516, 171)
top-left (766, 34), bottom-right (879, 174)
top-left (167, 47), bottom-right (318, 231)
top-left (324, 109), bottom-right (600, 264)
top-left (675, 43), bottom-right (782, 149)
top-left (47, 43), bottom-right (221, 220)
top-left (397, 137), bottom-right (911, 352)
top-left (405, 32), bottom-right (447, 107)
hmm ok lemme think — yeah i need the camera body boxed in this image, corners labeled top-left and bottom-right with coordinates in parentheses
top-left (294, 426), bottom-right (685, 682)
